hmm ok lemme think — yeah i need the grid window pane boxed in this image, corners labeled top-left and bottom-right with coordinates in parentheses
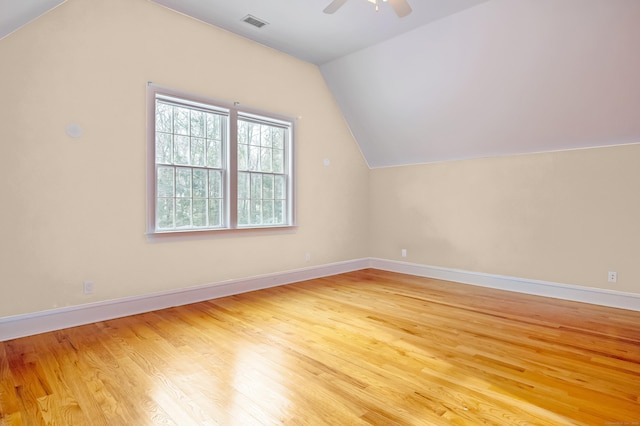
top-left (262, 175), bottom-right (274, 200)
top-left (273, 128), bottom-right (284, 149)
top-left (261, 148), bottom-right (272, 172)
top-left (248, 146), bottom-right (259, 171)
top-left (207, 139), bottom-right (222, 168)
top-left (274, 175), bottom-right (285, 200)
top-left (238, 199), bottom-right (249, 225)
top-left (263, 200), bottom-right (274, 224)
top-left (192, 199), bottom-right (207, 227)
top-left (176, 168), bottom-right (192, 198)
top-left (238, 120), bottom-right (248, 145)
top-left (206, 113), bottom-right (221, 140)
top-left (236, 118), bottom-right (290, 227)
top-left (191, 138), bottom-right (205, 166)
top-left (250, 200), bottom-right (261, 224)
top-left (156, 102), bottom-right (173, 133)
top-left (193, 169), bottom-right (207, 198)
top-left (209, 199), bottom-right (222, 227)
top-left (156, 198), bottom-right (174, 229)
top-left (157, 167), bottom-right (174, 198)
top-left (153, 97), bottom-right (229, 231)
top-left (261, 126), bottom-right (272, 147)
top-left (190, 110), bottom-right (205, 138)
top-left (156, 133), bottom-right (172, 164)
top-left (174, 135), bottom-right (190, 165)
top-left (274, 200), bottom-right (285, 224)
top-left (238, 172), bottom-right (249, 200)
top-left (174, 106), bottom-right (190, 135)
top-left (152, 89), bottom-right (292, 233)
top-left (273, 149), bottom-right (284, 173)
top-left (250, 173), bottom-right (262, 200)
top-left (209, 170), bottom-right (222, 199)
top-left (248, 123), bottom-right (260, 146)
top-left (175, 199), bottom-right (192, 228)
top-left (238, 143), bottom-right (248, 170)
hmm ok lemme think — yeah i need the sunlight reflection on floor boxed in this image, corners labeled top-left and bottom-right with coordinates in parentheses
top-left (230, 344), bottom-right (290, 424)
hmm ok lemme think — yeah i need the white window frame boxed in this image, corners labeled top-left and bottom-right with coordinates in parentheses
top-left (146, 83), bottom-right (296, 238)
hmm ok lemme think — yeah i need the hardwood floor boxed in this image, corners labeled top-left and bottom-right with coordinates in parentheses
top-left (1, 269), bottom-right (639, 425)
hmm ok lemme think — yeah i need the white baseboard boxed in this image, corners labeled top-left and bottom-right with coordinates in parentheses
top-left (369, 258), bottom-right (640, 312)
top-left (3, 257), bottom-right (638, 341)
top-left (0, 258), bottom-right (369, 342)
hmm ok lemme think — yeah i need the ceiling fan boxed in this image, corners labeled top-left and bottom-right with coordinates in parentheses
top-left (323, 0), bottom-right (412, 17)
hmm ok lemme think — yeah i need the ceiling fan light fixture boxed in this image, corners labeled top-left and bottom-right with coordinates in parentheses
top-left (367, 0), bottom-right (388, 12)
top-left (325, 0), bottom-right (411, 17)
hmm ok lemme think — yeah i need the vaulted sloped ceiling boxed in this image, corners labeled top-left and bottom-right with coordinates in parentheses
top-left (3, 0), bottom-right (639, 168)
top-left (321, 0), bottom-right (640, 167)
top-left (0, 0), bottom-right (65, 40)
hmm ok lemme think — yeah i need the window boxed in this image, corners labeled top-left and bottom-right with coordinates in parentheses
top-left (147, 84), bottom-right (295, 236)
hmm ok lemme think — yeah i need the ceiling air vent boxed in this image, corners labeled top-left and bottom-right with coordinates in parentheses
top-left (242, 15), bottom-right (269, 29)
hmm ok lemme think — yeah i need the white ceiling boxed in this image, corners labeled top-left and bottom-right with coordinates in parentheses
top-left (321, 0), bottom-right (640, 167)
top-left (3, 0), bottom-right (640, 167)
top-left (149, 0), bottom-right (490, 65)
top-left (0, 0), bottom-right (65, 40)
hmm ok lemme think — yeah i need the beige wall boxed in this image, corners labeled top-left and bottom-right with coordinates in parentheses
top-left (0, 0), bottom-right (369, 317)
top-left (2, 0), bottom-right (637, 321)
top-left (370, 144), bottom-right (640, 294)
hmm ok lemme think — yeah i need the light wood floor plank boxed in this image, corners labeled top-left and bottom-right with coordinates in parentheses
top-left (1, 269), bottom-right (639, 425)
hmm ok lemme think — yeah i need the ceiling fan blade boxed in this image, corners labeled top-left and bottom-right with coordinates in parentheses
top-left (388, 0), bottom-right (412, 17)
top-left (323, 0), bottom-right (349, 14)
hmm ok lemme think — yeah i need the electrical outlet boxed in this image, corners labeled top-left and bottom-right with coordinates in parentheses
top-left (83, 281), bottom-right (95, 294)
top-left (607, 271), bottom-right (617, 283)
top-left (401, 249), bottom-right (407, 258)
top-left (305, 252), bottom-right (311, 262)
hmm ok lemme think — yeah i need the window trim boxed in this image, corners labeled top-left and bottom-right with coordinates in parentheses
top-left (146, 83), bottom-right (297, 239)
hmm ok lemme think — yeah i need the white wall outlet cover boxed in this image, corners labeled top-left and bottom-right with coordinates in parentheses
top-left (83, 280), bottom-right (95, 294)
top-left (66, 123), bottom-right (83, 138)
top-left (323, 158), bottom-right (331, 166)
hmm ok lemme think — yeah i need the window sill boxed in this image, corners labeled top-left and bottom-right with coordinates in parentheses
top-left (145, 225), bottom-right (298, 242)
